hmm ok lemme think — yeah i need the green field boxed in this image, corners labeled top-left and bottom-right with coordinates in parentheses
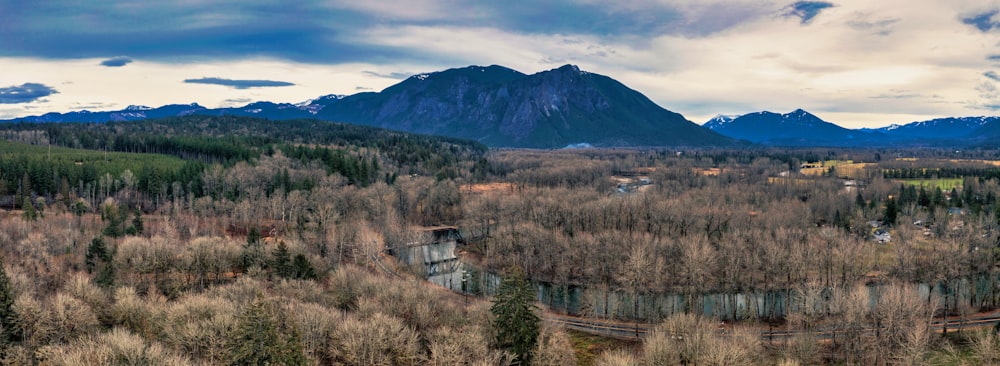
top-left (0, 140), bottom-right (190, 189)
top-left (0, 140), bottom-right (186, 167)
top-left (898, 178), bottom-right (964, 191)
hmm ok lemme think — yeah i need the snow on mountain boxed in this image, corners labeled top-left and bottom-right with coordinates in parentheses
top-left (702, 114), bottom-right (740, 129)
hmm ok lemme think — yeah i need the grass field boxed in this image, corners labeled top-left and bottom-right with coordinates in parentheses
top-left (798, 160), bottom-right (870, 179)
top-left (798, 167), bottom-right (828, 176)
top-left (0, 140), bottom-right (187, 172)
top-left (898, 178), bottom-right (964, 191)
top-left (568, 330), bottom-right (637, 366)
top-left (768, 177), bottom-right (815, 186)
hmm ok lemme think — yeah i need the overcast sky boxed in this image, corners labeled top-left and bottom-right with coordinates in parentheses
top-left (2, 0), bottom-right (1000, 128)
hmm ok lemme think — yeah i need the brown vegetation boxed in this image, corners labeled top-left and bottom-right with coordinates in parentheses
top-left (5, 139), bottom-right (1000, 364)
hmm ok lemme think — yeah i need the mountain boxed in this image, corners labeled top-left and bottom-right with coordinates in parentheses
top-left (873, 116), bottom-right (999, 140)
top-left (312, 64), bottom-right (731, 148)
top-left (3, 64), bottom-right (732, 148)
top-left (702, 114), bottom-right (739, 130)
top-left (703, 109), bottom-right (875, 146)
top-left (11, 103), bottom-right (209, 123)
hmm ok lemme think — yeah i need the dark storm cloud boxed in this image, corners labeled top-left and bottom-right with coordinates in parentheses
top-left (962, 10), bottom-right (1000, 32)
top-left (482, 1), bottom-right (769, 38)
top-left (100, 56), bottom-right (133, 67)
top-left (183, 77), bottom-right (295, 89)
top-left (0, 1), bottom-right (772, 63)
top-left (785, 1), bottom-right (835, 24)
top-left (0, 83), bottom-right (58, 104)
top-left (0, 1), bottom-right (406, 63)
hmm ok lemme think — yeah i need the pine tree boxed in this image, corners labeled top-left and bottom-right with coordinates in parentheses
top-left (918, 186), bottom-right (931, 207)
top-left (72, 199), bottom-right (88, 230)
top-left (883, 197), bottom-right (899, 226)
top-left (85, 237), bottom-right (109, 273)
top-left (271, 241), bottom-right (292, 279)
top-left (242, 227), bottom-right (267, 273)
top-left (491, 267), bottom-right (540, 365)
top-left (86, 237), bottom-right (115, 287)
top-left (101, 202), bottom-right (125, 238)
top-left (129, 211), bottom-right (144, 236)
top-left (228, 293), bottom-right (307, 366)
top-left (0, 258), bottom-right (20, 349)
top-left (21, 197), bottom-right (36, 221)
top-left (291, 254), bottom-right (317, 280)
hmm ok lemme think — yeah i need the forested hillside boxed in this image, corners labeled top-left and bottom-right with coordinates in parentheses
top-left (0, 116), bottom-right (486, 212)
top-left (4, 117), bottom-right (1000, 364)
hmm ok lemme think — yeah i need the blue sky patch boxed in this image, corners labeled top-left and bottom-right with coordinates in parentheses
top-left (962, 10), bottom-right (1000, 32)
top-left (786, 1), bottom-right (835, 24)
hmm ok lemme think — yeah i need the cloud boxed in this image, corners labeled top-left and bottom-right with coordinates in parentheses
top-left (847, 14), bottom-right (899, 36)
top-left (0, 1), bottom-right (406, 63)
top-left (2, 1), bottom-right (999, 128)
top-left (69, 102), bottom-right (117, 110)
top-left (183, 77), bottom-right (295, 89)
top-left (962, 10), bottom-right (1000, 32)
top-left (100, 56), bottom-right (133, 67)
top-left (785, 1), bottom-right (835, 24)
top-left (362, 70), bottom-right (412, 79)
top-left (986, 71), bottom-right (1000, 81)
top-left (223, 98), bottom-right (252, 106)
top-left (0, 83), bottom-right (58, 104)
top-left (478, 1), bottom-right (771, 38)
top-left (0, 0), bottom-right (775, 64)
top-left (870, 93), bottom-right (921, 99)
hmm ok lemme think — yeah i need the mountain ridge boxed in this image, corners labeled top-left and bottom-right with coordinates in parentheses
top-left (4, 64), bottom-right (733, 148)
top-left (6, 63), bottom-right (1000, 148)
top-left (702, 110), bottom-right (1000, 147)
top-left (702, 109), bottom-right (871, 146)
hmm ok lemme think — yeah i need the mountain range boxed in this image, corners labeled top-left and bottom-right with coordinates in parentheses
top-left (703, 110), bottom-right (1000, 147)
top-left (3, 65), bottom-right (731, 148)
top-left (4, 63), bottom-right (1000, 148)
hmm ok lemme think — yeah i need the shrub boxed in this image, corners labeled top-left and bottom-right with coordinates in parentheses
top-left (594, 349), bottom-right (639, 366)
top-left (38, 328), bottom-right (191, 366)
top-left (428, 325), bottom-right (510, 366)
top-left (530, 321), bottom-right (577, 366)
top-left (329, 312), bottom-right (424, 365)
top-left (227, 293), bottom-right (307, 366)
top-left (161, 294), bottom-right (237, 364)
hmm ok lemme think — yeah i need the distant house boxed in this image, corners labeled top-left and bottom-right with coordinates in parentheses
top-left (874, 229), bottom-right (891, 244)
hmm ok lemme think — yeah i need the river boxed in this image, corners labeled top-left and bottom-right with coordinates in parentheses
top-left (402, 239), bottom-right (1000, 321)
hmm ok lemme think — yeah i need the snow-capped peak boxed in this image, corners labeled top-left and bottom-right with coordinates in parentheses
top-left (124, 105), bottom-right (152, 111)
top-left (703, 114), bottom-right (739, 127)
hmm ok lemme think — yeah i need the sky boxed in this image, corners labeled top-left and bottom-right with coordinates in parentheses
top-left (1, 0), bottom-right (1000, 128)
